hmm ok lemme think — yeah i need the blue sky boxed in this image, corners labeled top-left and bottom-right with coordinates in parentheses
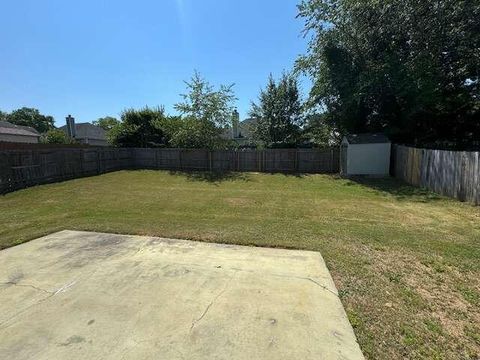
top-left (0, 0), bottom-right (309, 126)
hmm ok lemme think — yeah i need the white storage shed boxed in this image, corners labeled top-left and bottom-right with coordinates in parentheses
top-left (340, 134), bottom-right (391, 176)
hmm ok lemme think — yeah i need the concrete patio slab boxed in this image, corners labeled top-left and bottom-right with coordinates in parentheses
top-left (0, 230), bottom-right (364, 360)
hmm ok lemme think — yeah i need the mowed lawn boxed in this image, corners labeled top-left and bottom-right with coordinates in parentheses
top-left (1, 170), bottom-right (479, 359)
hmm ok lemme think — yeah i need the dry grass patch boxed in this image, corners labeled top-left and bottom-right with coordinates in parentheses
top-left (225, 197), bottom-right (253, 206)
top-left (335, 243), bottom-right (480, 359)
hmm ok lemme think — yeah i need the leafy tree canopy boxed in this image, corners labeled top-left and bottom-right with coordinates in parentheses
top-left (297, 0), bottom-right (480, 147)
top-left (172, 71), bottom-right (237, 149)
top-left (92, 116), bottom-right (120, 131)
top-left (249, 72), bottom-right (303, 148)
top-left (5, 107), bottom-right (55, 133)
top-left (41, 129), bottom-right (74, 144)
top-left (109, 107), bottom-right (168, 148)
top-left (174, 71), bottom-right (237, 128)
top-left (163, 116), bottom-right (231, 149)
top-left (301, 113), bottom-right (339, 147)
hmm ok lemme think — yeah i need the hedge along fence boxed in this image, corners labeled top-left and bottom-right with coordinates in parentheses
top-left (0, 147), bottom-right (339, 194)
top-left (392, 145), bottom-right (480, 205)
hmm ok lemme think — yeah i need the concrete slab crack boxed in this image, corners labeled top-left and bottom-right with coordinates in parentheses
top-left (0, 282), bottom-right (53, 295)
top-left (269, 273), bottom-right (339, 297)
top-left (189, 290), bottom-right (224, 332)
top-left (0, 292), bottom-right (54, 329)
top-left (189, 271), bottom-right (237, 332)
top-left (276, 275), bottom-right (338, 297)
top-left (54, 281), bottom-right (77, 295)
top-left (304, 277), bottom-right (339, 297)
top-left (0, 279), bottom-right (80, 329)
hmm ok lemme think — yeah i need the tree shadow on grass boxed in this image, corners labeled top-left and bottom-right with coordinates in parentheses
top-left (265, 171), bottom-right (310, 178)
top-left (341, 176), bottom-right (444, 202)
top-left (168, 171), bottom-right (251, 184)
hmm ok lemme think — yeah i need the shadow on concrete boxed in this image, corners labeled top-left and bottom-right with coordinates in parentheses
top-left (168, 171), bottom-right (251, 184)
top-left (342, 176), bottom-right (443, 202)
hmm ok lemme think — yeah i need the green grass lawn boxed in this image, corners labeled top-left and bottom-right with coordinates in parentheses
top-left (1, 170), bottom-right (479, 359)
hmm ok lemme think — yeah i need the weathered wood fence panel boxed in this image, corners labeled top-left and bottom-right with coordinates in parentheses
top-left (392, 145), bottom-right (480, 205)
top-left (0, 148), bottom-right (135, 194)
top-left (132, 148), bottom-right (339, 173)
top-left (0, 147), bottom-right (339, 194)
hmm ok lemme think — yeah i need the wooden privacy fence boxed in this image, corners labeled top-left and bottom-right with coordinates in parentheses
top-left (392, 145), bottom-right (480, 205)
top-left (133, 148), bottom-right (339, 173)
top-left (0, 148), bottom-right (134, 194)
top-left (0, 147), bottom-right (339, 194)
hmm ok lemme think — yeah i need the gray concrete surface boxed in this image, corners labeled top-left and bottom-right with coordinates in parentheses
top-left (0, 230), bottom-right (364, 360)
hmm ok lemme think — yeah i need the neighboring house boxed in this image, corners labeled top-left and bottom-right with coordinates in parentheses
top-left (223, 110), bottom-right (258, 146)
top-left (0, 121), bottom-right (41, 143)
top-left (60, 116), bottom-right (108, 146)
top-left (234, 117), bottom-right (256, 141)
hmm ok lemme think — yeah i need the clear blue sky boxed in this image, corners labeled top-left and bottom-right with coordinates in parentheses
top-left (0, 0), bottom-right (309, 127)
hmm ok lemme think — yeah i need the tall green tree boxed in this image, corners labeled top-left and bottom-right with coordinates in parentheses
top-left (162, 116), bottom-right (225, 149)
top-left (301, 113), bottom-right (339, 147)
top-left (92, 116), bottom-right (120, 131)
top-left (297, 0), bottom-right (480, 147)
top-left (173, 71), bottom-right (237, 149)
top-left (175, 70), bottom-right (236, 127)
top-left (6, 107), bottom-right (55, 133)
top-left (0, 110), bottom-right (7, 122)
top-left (249, 72), bottom-right (303, 147)
top-left (109, 107), bottom-right (167, 147)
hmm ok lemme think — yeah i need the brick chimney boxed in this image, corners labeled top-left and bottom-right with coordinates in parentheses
top-left (232, 109), bottom-right (240, 139)
top-left (66, 115), bottom-right (76, 138)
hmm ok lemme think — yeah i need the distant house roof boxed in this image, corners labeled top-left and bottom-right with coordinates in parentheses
top-left (59, 123), bottom-right (106, 140)
top-left (0, 121), bottom-right (41, 137)
top-left (241, 117), bottom-right (258, 127)
top-left (222, 118), bottom-right (258, 140)
top-left (237, 118), bottom-right (257, 138)
top-left (344, 133), bottom-right (390, 144)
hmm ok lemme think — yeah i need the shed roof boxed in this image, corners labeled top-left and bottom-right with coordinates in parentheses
top-left (345, 133), bottom-right (390, 144)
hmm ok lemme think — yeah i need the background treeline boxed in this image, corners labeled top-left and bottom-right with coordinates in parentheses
top-left (3, 0), bottom-right (478, 150)
top-left (107, 71), bottom-right (241, 149)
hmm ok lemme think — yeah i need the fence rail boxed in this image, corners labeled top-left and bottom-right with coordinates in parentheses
top-left (0, 142), bottom-right (99, 150)
top-left (0, 147), bottom-right (339, 194)
top-left (392, 145), bottom-right (480, 205)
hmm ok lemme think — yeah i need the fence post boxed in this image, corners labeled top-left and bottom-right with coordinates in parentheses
top-left (475, 152), bottom-right (480, 205)
top-left (209, 151), bottom-right (212, 171)
top-left (263, 150), bottom-right (266, 172)
top-left (294, 149), bottom-right (298, 172)
top-left (80, 149), bottom-right (85, 175)
top-left (329, 148), bottom-right (333, 173)
top-left (95, 149), bottom-right (99, 174)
